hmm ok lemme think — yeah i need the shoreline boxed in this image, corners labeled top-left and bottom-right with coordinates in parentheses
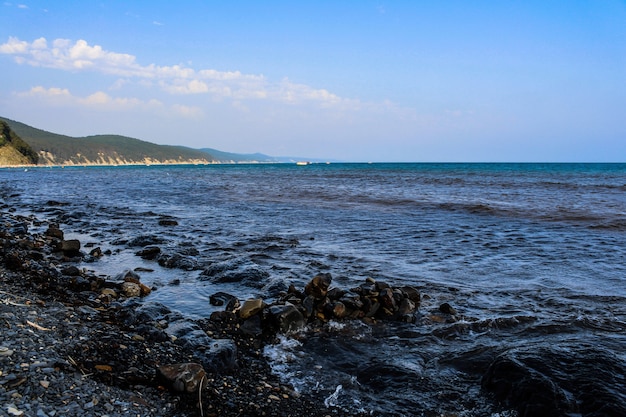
top-left (0, 208), bottom-right (358, 417)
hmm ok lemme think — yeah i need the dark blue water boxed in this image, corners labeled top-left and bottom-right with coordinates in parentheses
top-left (2, 163), bottom-right (625, 416)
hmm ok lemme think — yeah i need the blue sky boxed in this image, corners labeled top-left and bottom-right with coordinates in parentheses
top-left (1, 1), bottom-right (625, 162)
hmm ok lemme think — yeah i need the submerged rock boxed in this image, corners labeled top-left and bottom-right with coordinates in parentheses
top-left (482, 344), bottom-right (626, 417)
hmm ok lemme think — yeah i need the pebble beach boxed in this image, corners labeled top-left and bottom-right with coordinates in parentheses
top-left (0, 208), bottom-right (357, 417)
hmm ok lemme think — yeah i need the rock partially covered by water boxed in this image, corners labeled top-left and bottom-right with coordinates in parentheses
top-left (200, 257), bottom-right (269, 287)
top-left (482, 344), bottom-right (626, 417)
top-left (60, 239), bottom-right (81, 257)
top-left (304, 273), bottom-right (332, 299)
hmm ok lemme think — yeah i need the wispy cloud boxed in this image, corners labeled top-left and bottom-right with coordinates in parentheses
top-left (0, 36), bottom-right (369, 110)
top-left (14, 85), bottom-right (201, 118)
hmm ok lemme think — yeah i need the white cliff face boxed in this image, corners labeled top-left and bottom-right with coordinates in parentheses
top-left (34, 150), bottom-right (213, 166)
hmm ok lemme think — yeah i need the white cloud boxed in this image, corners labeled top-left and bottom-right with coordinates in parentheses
top-left (0, 36), bottom-right (382, 112)
top-left (16, 86), bottom-right (164, 111)
top-left (171, 104), bottom-right (203, 118)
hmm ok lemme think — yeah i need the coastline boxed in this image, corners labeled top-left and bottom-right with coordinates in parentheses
top-left (0, 208), bottom-right (357, 417)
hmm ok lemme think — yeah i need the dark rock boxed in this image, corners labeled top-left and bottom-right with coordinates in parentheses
top-left (127, 235), bottom-right (166, 247)
top-left (209, 292), bottom-right (240, 312)
top-left (136, 245), bottom-right (161, 260)
top-left (379, 288), bottom-right (397, 311)
top-left (439, 303), bottom-right (457, 315)
top-left (201, 258), bottom-right (269, 286)
top-left (304, 273), bottom-right (332, 299)
top-left (89, 247), bottom-right (103, 257)
top-left (482, 344), bottom-right (626, 417)
top-left (61, 265), bottom-right (81, 276)
top-left (129, 301), bottom-right (173, 324)
top-left (399, 286), bottom-right (421, 304)
top-left (158, 218), bottom-right (179, 226)
top-left (157, 363), bottom-right (206, 393)
top-left (240, 314), bottom-right (263, 337)
top-left (239, 299), bottom-right (264, 319)
top-left (157, 253), bottom-right (199, 270)
top-left (327, 287), bottom-right (346, 300)
top-left (268, 304), bottom-right (305, 332)
top-left (166, 318), bottom-right (238, 371)
top-left (45, 225), bottom-right (64, 239)
top-left (60, 239), bottom-right (81, 256)
top-left (114, 269), bottom-right (141, 283)
top-left (397, 298), bottom-right (417, 317)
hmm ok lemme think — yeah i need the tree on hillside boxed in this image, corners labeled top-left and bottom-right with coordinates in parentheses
top-left (0, 121), bottom-right (39, 164)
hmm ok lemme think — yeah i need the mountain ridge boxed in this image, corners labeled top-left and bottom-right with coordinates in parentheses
top-left (0, 117), bottom-right (313, 166)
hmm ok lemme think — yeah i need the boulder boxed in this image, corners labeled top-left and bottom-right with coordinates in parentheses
top-left (201, 258), bottom-right (269, 286)
top-left (482, 344), bottom-right (626, 417)
top-left (209, 292), bottom-right (240, 312)
top-left (239, 299), bottom-right (264, 319)
top-left (268, 304), bottom-right (305, 332)
top-left (157, 363), bottom-right (206, 393)
top-left (304, 273), bottom-right (332, 299)
top-left (136, 246), bottom-right (161, 260)
top-left (60, 239), bottom-right (81, 256)
top-left (165, 319), bottom-right (238, 372)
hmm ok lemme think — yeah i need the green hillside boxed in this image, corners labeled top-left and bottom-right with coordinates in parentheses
top-left (0, 121), bottom-right (39, 165)
top-left (0, 117), bottom-right (215, 166)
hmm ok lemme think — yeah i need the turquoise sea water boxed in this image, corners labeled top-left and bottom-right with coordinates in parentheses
top-left (2, 163), bottom-right (625, 415)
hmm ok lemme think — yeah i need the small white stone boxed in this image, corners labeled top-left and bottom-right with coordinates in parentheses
top-left (7, 406), bottom-right (24, 416)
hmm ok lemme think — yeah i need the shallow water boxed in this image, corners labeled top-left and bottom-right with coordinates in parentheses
top-left (2, 163), bottom-right (625, 415)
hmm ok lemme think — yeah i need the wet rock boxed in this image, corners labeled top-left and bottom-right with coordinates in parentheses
top-left (399, 286), bottom-right (421, 304)
top-left (397, 298), bottom-right (417, 317)
top-left (379, 288), bottom-right (397, 311)
top-left (121, 282), bottom-right (141, 297)
top-left (157, 363), bottom-right (206, 393)
top-left (158, 218), bottom-right (179, 226)
top-left (241, 314), bottom-right (263, 336)
top-left (115, 269), bottom-right (142, 283)
top-left (60, 239), bottom-right (81, 256)
top-left (88, 247), bottom-right (103, 257)
top-left (157, 253), bottom-right (199, 270)
top-left (268, 304), bottom-right (305, 332)
top-left (136, 245), bottom-right (161, 260)
top-left (210, 292), bottom-right (240, 312)
top-left (304, 273), bottom-right (332, 299)
top-left (127, 234), bottom-right (166, 247)
top-left (439, 303), bottom-right (457, 315)
top-left (239, 299), bottom-right (264, 319)
top-left (326, 301), bottom-right (347, 319)
top-left (482, 344), bottom-right (626, 417)
top-left (201, 258), bottom-right (269, 286)
top-left (44, 225), bottom-right (64, 240)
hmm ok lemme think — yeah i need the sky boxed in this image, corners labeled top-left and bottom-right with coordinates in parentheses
top-left (1, 1), bottom-right (625, 162)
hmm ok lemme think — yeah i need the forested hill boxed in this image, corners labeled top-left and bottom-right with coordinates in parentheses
top-left (0, 117), bottom-right (215, 166)
top-left (0, 120), bottom-right (39, 165)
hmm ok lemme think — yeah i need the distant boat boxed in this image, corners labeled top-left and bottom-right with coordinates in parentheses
top-left (296, 161), bottom-right (310, 166)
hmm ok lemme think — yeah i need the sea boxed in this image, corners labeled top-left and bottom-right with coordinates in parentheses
top-left (2, 162), bottom-right (625, 416)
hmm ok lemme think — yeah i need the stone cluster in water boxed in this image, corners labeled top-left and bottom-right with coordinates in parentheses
top-left (211, 272), bottom-right (423, 338)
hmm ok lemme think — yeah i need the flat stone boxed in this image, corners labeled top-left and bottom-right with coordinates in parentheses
top-left (239, 299), bottom-right (264, 319)
top-left (157, 363), bottom-right (206, 393)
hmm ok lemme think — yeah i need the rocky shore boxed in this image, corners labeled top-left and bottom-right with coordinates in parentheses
top-left (0, 208), bottom-right (372, 417)
top-left (2, 200), bottom-right (626, 417)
